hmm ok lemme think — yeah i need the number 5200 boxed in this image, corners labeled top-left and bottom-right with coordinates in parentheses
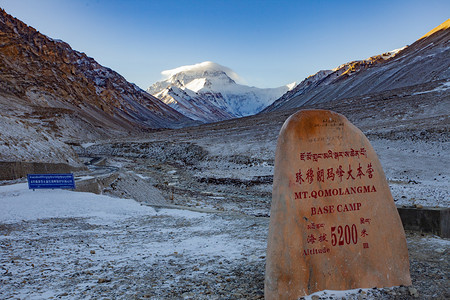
top-left (331, 224), bottom-right (358, 246)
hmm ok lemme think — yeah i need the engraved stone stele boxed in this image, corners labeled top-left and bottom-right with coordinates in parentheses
top-left (265, 109), bottom-right (411, 299)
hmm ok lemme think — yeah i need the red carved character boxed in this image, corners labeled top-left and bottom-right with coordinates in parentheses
top-left (360, 218), bottom-right (372, 225)
top-left (296, 169), bottom-right (305, 184)
top-left (361, 229), bottom-right (368, 237)
top-left (307, 234), bottom-right (316, 244)
top-left (360, 148), bottom-right (367, 157)
top-left (327, 168), bottom-right (335, 181)
top-left (300, 153), bottom-right (305, 161)
top-left (366, 163), bottom-right (374, 178)
top-left (356, 163), bottom-right (365, 179)
top-left (336, 165), bottom-right (345, 181)
top-left (306, 168), bottom-right (314, 184)
top-left (346, 164), bottom-right (355, 180)
top-left (317, 168), bottom-right (325, 182)
top-left (366, 163), bottom-right (374, 179)
top-left (318, 233), bottom-right (328, 242)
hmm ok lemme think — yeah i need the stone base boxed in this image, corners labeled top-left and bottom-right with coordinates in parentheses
top-left (75, 173), bottom-right (119, 194)
top-left (397, 206), bottom-right (449, 238)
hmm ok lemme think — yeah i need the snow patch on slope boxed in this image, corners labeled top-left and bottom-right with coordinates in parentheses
top-left (0, 115), bottom-right (80, 166)
top-left (185, 78), bottom-right (207, 92)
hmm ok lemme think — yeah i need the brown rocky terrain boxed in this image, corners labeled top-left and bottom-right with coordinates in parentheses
top-left (0, 8), bottom-right (198, 174)
top-left (264, 19), bottom-right (449, 112)
top-left (0, 8), bottom-right (194, 131)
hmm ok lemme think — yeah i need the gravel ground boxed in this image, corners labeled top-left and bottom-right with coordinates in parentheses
top-left (1, 88), bottom-right (448, 299)
top-left (0, 206), bottom-right (448, 299)
top-left (76, 87), bottom-right (450, 211)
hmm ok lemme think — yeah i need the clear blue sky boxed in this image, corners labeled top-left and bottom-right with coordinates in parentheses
top-left (1, 0), bottom-right (449, 89)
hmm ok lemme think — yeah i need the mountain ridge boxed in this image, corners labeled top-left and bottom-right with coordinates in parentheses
top-left (419, 18), bottom-right (450, 40)
top-left (0, 8), bottom-right (194, 131)
top-left (0, 8), bottom-right (197, 166)
top-left (263, 19), bottom-right (450, 112)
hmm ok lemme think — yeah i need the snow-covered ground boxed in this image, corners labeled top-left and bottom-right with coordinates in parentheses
top-left (0, 183), bottom-right (156, 224)
top-left (371, 139), bottom-right (449, 208)
top-left (1, 182), bottom-right (448, 299)
top-left (0, 184), bottom-right (267, 299)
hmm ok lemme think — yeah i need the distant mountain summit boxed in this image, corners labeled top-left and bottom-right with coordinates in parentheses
top-left (264, 19), bottom-right (450, 112)
top-left (148, 62), bottom-right (294, 122)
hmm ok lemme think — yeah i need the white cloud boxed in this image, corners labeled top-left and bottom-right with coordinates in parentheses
top-left (161, 61), bottom-right (245, 84)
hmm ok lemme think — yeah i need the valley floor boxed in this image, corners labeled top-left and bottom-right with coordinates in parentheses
top-left (74, 86), bottom-right (449, 214)
top-left (0, 185), bottom-right (448, 299)
top-left (1, 86), bottom-right (449, 299)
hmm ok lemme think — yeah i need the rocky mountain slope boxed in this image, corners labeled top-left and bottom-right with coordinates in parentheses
top-left (0, 9), bottom-right (194, 131)
top-left (0, 8), bottom-right (195, 167)
top-left (148, 62), bottom-right (294, 123)
top-left (264, 19), bottom-right (450, 112)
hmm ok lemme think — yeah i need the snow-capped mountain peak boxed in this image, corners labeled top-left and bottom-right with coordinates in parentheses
top-left (148, 61), bottom-right (294, 123)
top-left (161, 61), bottom-right (241, 85)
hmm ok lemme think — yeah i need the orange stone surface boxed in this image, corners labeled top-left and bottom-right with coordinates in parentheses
top-left (265, 110), bottom-right (411, 299)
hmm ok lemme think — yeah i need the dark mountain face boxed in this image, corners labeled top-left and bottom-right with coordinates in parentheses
top-left (263, 20), bottom-right (450, 112)
top-left (0, 8), bottom-right (195, 132)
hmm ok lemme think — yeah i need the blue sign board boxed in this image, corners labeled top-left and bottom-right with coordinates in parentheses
top-left (27, 173), bottom-right (76, 190)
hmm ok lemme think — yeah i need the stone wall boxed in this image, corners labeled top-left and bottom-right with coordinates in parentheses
top-left (398, 206), bottom-right (450, 238)
top-left (0, 161), bottom-right (85, 180)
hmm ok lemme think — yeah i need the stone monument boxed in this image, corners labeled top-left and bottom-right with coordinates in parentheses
top-left (265, 110), bottom-right (411, 299)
